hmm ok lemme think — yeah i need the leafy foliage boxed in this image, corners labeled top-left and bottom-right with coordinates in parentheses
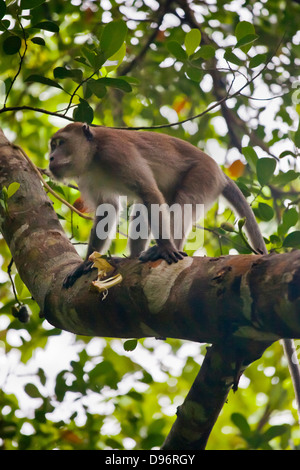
top-left (0, 0), bottom-right (299, 450)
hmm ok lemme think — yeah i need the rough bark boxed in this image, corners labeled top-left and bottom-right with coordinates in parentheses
top-left (161, 341), bottom-right (271, 450)
top-left (1, 130), bottom-right (300, 449)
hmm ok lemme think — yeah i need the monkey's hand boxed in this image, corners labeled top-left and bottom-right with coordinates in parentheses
top-left (63, 259), bottom-right (96, 288)
top-left (139, 244), bottom-right (187, 264)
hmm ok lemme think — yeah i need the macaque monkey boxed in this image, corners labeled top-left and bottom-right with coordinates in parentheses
top-left (49, 122), bottom-right (266, 283)
top-left (49, 122), bottom-right (300, 413)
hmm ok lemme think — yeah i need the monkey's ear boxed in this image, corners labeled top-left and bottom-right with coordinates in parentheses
top-left (82, 124), bottom-right (93, 141)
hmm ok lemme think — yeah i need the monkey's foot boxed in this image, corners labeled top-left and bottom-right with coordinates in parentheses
top-left (139, 245), bottom-right (187, 264)
top-left (63, 259), bottom-right (96, 288)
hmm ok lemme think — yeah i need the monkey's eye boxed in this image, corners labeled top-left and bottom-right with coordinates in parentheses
top-left (50, 139), bottom-right (64, 152)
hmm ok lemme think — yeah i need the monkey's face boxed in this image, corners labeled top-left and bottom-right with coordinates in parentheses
top-left (49, 123), bottom-right (95, 181)
top-left (49, 135), bottom-right (74, 180)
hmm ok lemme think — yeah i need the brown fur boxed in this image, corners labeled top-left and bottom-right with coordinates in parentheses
top-left (49, 122), bottom-right (265, 262)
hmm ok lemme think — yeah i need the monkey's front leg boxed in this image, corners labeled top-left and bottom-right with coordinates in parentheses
top-left (64, 200), bottom-right (118, 288)
top-left (139, 243), bottom-right (187, 264)
top-left (137, 200), bottom-right (187, 264)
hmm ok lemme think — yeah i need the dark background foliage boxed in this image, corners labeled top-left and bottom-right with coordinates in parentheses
top-left (0, 0), bottom-right (299, 449)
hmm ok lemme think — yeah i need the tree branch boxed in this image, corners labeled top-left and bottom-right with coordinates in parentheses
top-left (4, 15), bottom-right (28, 107)
top-left (0, 105), bottom-right (74, 121)
top-left (1, 132), bottom-right (300, 449)
top-left (1, 130), bottom-right (299, 340)
top-left (162, 341), bottom-right (271, 450)
top-left (119, 0), bottom-right (173, 76)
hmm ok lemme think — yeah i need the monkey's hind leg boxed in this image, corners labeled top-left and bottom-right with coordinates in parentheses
top-left (128, 203), bottom-right (151, 258)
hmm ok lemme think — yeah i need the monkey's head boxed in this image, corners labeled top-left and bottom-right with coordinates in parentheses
top-left (49, 122), bottom-right (95, 180)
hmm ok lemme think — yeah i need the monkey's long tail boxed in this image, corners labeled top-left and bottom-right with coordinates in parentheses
top-left (222, 175), bottom-right (300, 425)
top-left (222, 176), bottom-right (267, 255)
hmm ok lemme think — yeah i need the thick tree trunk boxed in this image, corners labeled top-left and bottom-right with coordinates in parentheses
top-left (1, 130), bottom-right (300, 449)
top-left (161, 340), bottom-right (272, 450)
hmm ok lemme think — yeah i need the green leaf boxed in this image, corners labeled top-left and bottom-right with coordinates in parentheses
top-left (224, 48), bottom-right (244, 66)
top-left (242, 146), bottom-right (258, 170)
top-left (73, 99), bottom-right (94, 124)
top-left (81, 47), bottom-right (96, 68)
top-left (31, 37), bottom-right (46, 46)
top-left (282, 231), bottom-right (300, 248)
top-left (99, 77), bottom-right (132, 92)
top-left (221, 222), bottom-right (236, 233)
top-left (256, 158), bottom-right (276, 186)
top-left (82, 48), bottom-right (97, 69)
top-left (249, 53), bottom-right (267, 68)
top-left (100, 19), bottom-right (127, 59)
top-left (3, 35), bottom-right (21, 55)
top-left (74, 56), bottom-right (88, 66)
top-left (81, 46), bottom-right (105, 70)
top-left (1, 186), bottom-right (8, 202)
top-left (231, 412), bottom-right (251, 437)
top-left (118, 75), bottom-right (140, 86)
top-left (33, 21), bottom-right (59, 33)
top-left (88, 79), bottom-right (107, 99)
top-left (236, 180), bottom-right (251, 197)
top-left (262, 425), bottom-right (288, 442)
top-left (141, 433), bottom-right (165, 450)
top-left (53, 67), bottom-right (70, 79)
top-left (283, 208), bottom-right (298, 228)
top-left (235, 21), bottom-right (256, 40)
top-left (0, 20), bottom-right (10, 31)
top-left (278, 208), bottom-right (299, 236)
top-left (89, 360), bottom-right (119, 389)
top-left (271, 169), bottom-right (299, 186)
top-left (25, 74), bottom-right (63, 89)
top-left (0, 199), bottom-right (6, 211)
top-left (7, 182), bottom-right (20, 198)
top-left (192, 45), bottom-right (215, 60)
top-left (279, 150), bottom-right (297, 159)
top-left (37, 367), bottom-right (47, 386)
top-left (0, 0), bottom-right (6, 20)
top-left (167, 41), bottom-right (188, 61)
top-left (24, 383), bottom-right (42, 398)
top-left (184, 28), bottom-right (201, 56)
top-left (257, 203), bottom-right (274, 221)
top-left (20, 0), bottom-right (45, 8)
top-left (184, 64), bottom-right (203, 82)
top-left (14, 273), bottom-right (26, 297)
top-left (269, 234), bottom-right (281, 246)
top-left (235, 21), bottom-right (256, 52)
top-left (46, 180), bottom-right (66, 197)
top-left (55, 370), bottom-right (68, 402)
top-left (235, 34), bottom-right (258, 49)
top-left (104, 42), bottom-right (126, 73)
top-left (123, 339), bottom-right (138, 352)
top-left (53, 67), bottom-right (83, 81)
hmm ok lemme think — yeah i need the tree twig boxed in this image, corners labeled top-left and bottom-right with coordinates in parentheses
top-left (4, 16), bottom-right (27, 107)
